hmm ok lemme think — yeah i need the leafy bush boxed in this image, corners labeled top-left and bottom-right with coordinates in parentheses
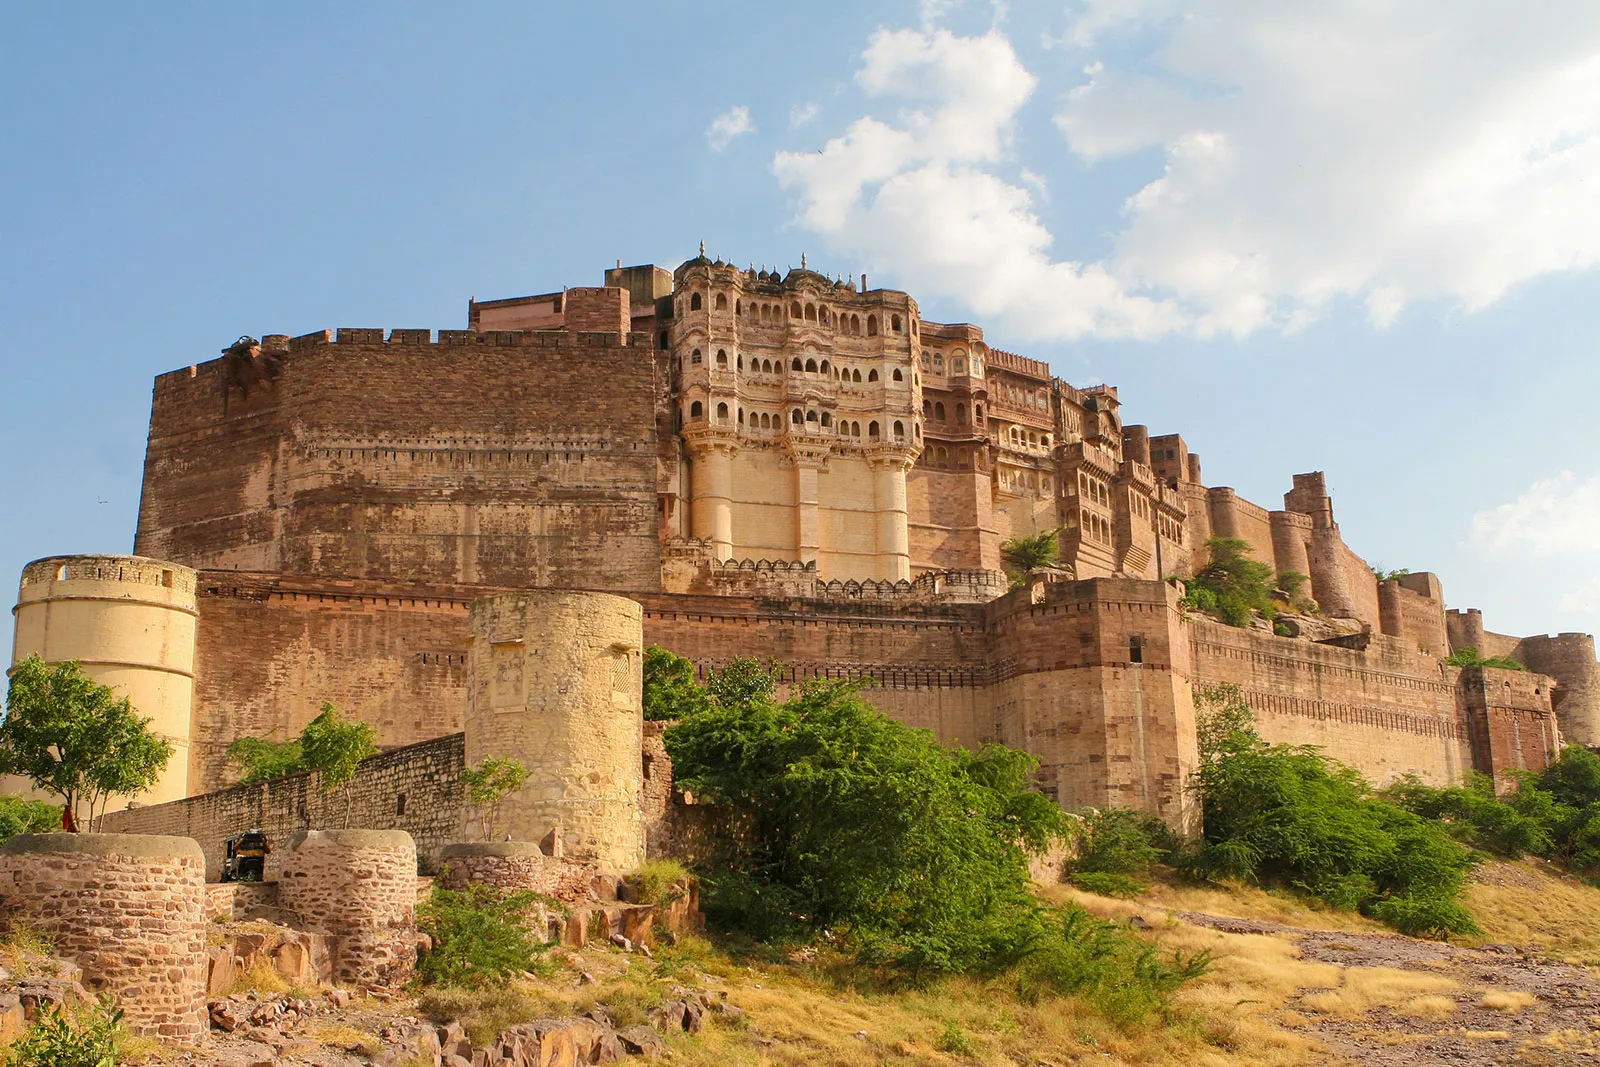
top-left (1443, 646), bottom-right (1526, 671)
top-left (642, 646), bottom-right (711, 722)
top-left (1014, 904), bottom-right (1212, 1026)
top-left (1067, 807), bottom-right (1174, 896)
top-left (1000, 530), bottom-right (1060, 581)
top-left (417, 884), bottom-right (553, 989)
top-left (1186, 684), bottom-right (1479, 937)
top-left (458, 757), bottom-right (530, 841)
top-left (2, 996), bottom-right (122, 1067)
top-left (1179, 538), bottom-right (1277, 627)
top-left (227, 702), bottom-right (378, 788)
top-left (664, 673), bottom-right (1069, 975)
top-left (1382, 773), bottom-right (1552, 857)
top-left (626, 859), bottom-right (689, 905)
top-left (0, 795), bottom-right (62, 845)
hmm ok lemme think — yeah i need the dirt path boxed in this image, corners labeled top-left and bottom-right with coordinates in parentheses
top-left (1176, 911), bottom-right (1600, 1065)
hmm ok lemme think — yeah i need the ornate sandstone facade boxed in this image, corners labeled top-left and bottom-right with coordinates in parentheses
top-left (12, 252), bottom-right (1599, 830)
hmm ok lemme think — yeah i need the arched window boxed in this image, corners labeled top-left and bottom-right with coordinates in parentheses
top-left (920, 355), bottom-right (931, 372)
top-left (819, 308), bottom-right (829, 325)
top-left (868, 315), bottom-right (878, 336)
top-left (868, 421), bottom-right (880, 439)
top-left (935, 402), bottom-right (946, 421)
top-left (716, 350), bottom-right (728, 366)
top-left (805, 358), bottom-right (817, 372)
top-left (914, 423), bottom-right (921, 438)
top-left (737, 355), bottom-right (744, 370)
top-left (805, 304), bottom-right (817, 321)
top-left (891, 314), bottom-right (902, 332)
top-left (691, 349), bottom-right (702, 365)
top-left (821, 412), bottom-right (832, 427)
top-left (792, 358), bottom-right (803, 371)
top-left (791, 301), bottom-right (802, 318)
top-left (975, 403), bottom-right (983, 423)
top-left (936, 446), bottom-right (948, 465)
top-left (954, 357), bottom-right (966, 374)
top-left (716, 402), bottom-right (729, 421)
top-left (893, 420), bottom-right (905, 439)
top-left (852, 369), bottom-right (862, 383)
top-left (736, 407), bottom-right (744, 424)
top-left (1042, 434), bottom-right (1051, 447)
top-left (715, 293), bottom-right (727, 310)
top-left (892, 369), bottom-right (902, 381)
top-left (851, 421), bottom-right (861, 436)
top-left (958, 448), bottom-right (969, 467)
top-left (922, 399), bottom-right (931, 416)
top-left (866, 369), bottom-right (877, 382)
top-left (792, 409), bottom-right (803, 424)
top-left (690, 400), bottom-right (703, 418)
top-left (806, 410), bottom-right (818, 422)
top-left (933, 354), bottom-right (945, 373)
top-left (762, 359), bottom-right (772, 373)
top-left (690, 292), bottom-right (703, 311)
top-left (658, 330), bottom-right (668, 350)
top-left (851, 314), bottom-right (860, 334)
top-left (820, 360), bottom-right (830, 374)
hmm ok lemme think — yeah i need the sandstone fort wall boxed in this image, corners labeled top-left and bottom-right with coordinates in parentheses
top-left (135, 329), bottom-right (662, 593)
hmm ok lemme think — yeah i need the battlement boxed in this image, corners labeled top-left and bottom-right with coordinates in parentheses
top-left (274, 327), bottom-right (644, 353)
top-left (20, 554), bottom-right (196, 595)
top-left (985, 347), bottom-right (1050, 379)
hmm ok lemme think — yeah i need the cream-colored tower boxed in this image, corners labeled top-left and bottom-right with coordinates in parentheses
top-left (10, 555), bottom-right (198, 807)
top-left (465, 590), bottom-right (645, 871)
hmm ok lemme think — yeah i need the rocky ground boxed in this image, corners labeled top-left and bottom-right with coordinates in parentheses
top-left (1175, 910), bottom-right (1600, 1065)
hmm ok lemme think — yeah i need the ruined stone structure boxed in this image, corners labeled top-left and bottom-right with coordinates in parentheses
top-left (278, 829), bottom-right (417, 990)
top-left (12, 250), bottom-right (1599, 834)
top-left (0, 834), bottom-right (208, 1042)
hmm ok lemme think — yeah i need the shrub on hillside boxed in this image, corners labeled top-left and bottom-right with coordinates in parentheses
top-left (417, 884), bottom-right (553, 989)
top-left (1, 996), bottom-right (122, 1067)
top-left (1179, 538), bottom-right (1277, 628)
top-left (1067, 807), bottom-right (1177, 897)
top-left (0, 795), bottom-right (62, 844)
top-left (1186, 684), bottom-right (1479, 937)
top-left (1443, 646), bottom-right (1526, 671)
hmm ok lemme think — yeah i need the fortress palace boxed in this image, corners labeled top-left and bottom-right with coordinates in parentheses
top-left (11, 252), bottom-right (1599, 835)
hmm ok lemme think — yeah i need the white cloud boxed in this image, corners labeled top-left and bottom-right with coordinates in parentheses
top-left (706, 106), bottom-right (755, 152)
top-left (1058, 2), bottom-right (1600, 334)
top-left (775, 6), bottom-right (1600, 340)
top-left (789, 101), bottom-right (819, 129)
top-left (1468, 471), bottom-right (1600, 558)
top-left (774, 28), bottom-right (1187, 340)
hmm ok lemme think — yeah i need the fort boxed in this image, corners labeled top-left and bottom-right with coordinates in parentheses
top-left (8, 250), bottom-right (1597, 843)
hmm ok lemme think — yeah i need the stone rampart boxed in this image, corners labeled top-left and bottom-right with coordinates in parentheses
top-left (0, 834), bottom-right (207, 1042)
top-left (438, 842), bottom-right (547, 891)
top-left (280, 829), bottom-right (417, 990)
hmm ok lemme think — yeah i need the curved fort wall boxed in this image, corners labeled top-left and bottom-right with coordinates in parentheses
top-left (279, 829), bottom-right (417, 990)
top-left (0, 834), bottom-right (207, 1042)
top-left (11, 555), bottom-right (197, 806)
top-left (466, 590), bottom-right (645, 870)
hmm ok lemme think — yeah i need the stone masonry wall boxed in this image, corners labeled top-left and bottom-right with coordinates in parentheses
top-left (0, 834), bottom-right (208, 1042)
top-left (100, 734), bottom-right (465, 878)
top-left (135, 329), bottom-right (662, 593)
top-left (280, 829), bottom-right (417, 990)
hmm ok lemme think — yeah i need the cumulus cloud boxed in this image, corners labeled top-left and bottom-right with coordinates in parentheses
top-left (774, 28), bottom-right (1187, 340)
top-left (789, 101), bottom-right (819, 129)
top-left (775, 5), bottom-right (1600, 340)
top-left (1059, 2), bottom-right (1600, 334)
top-left (1468, 471), bottom-right (1600, 558)
top-left (706, 106), bottom-right (755, 151)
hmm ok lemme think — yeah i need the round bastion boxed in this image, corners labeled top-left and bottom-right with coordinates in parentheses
top-left (438, 841), bottom-right (547, 892)
top-left (466, 590), bottom-right (646, 871)
top-left (11, 555), bottom-right (198, 805)
top-left (279, 829), bottom-right (417, 990)
top-left (0, 833), bottom-right (208, 1043)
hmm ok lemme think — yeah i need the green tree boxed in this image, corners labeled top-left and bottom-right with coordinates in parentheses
top-left (458, 756), bottom-right (530, 841)
top-left (1371, 565), bottom-right (1412, 583)
top-left (0, 795), bottom-right (62, 844)
top-left (705, 656), bottom-right (782, 709)
top-left (642, 645), bottom-right (712, 722)
top-left (665, 673), bottom-right (1068, 974)
top-left (299, 703), bottom-right (377, 825)
top-left (1180, 537), bottom-right (1278, 627)
top-left (1443, 646), bottom-right (1526, 671)
top-left (1000, 530), bottom-right (1060, 582)
top-left (226, 735), bottom-right (305, 784)
top-left (0, 656), bottom-right (172, 828)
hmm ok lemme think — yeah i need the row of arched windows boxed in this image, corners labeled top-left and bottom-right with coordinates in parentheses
top-left (1007, 425), bottom-right (1051, 449)
top-left (1079, 472), bottom-right (1109, 506)
top-left (679, 401), bottom-right (912, 444)
top-left (682, 289), bottom-right (910, 339)
top-left (686, 348), bottom-right (906, 382)
top-left (921, 399), bottom-right (985, 425)
top-left (920, 350), bottom-right (983, 377)
top-left (1081, 511), bottom-right (1111, 544)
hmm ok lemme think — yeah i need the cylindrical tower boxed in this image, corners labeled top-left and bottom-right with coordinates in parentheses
top-left (279, 829), bottom-right (418, 990)
top-left (11, 555), bottom-right (198, 806)
top-left (439, 841), bottom-right (547, 891)
top-left (0, 834), bottom-right (207, 1042)
top-left (870, 449), bottom-right (914, 581)
top-left (1519, 634), bottom-right (1600, 748)
top-left (466, 590), bottom-right (645, 870)
top-left (685, 434), bottom-right (736, 559)
top-left (1268, 511), bottom-right (1314, 587)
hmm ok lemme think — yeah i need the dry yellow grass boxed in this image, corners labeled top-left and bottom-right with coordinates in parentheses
top-left (1298, 967), bottom-right (1459, 1018)
top-left (1132, 876), bottom-right (1385, 933)
top-left (1479, 990), bottom-right (1538, 1013)
top-left (1465, 859), bottom-right (1600, 964)
top-left (310, 1024), bottom-right (382, 1058)
top-left (1398, 995), bottom-right (1457, 1019)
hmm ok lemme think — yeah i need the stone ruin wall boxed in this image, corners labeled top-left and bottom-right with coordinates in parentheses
top-left (279, 829), bottom-right (418, 990)
top-left (0, 834), bottom-right (208, 1042)
top-left (100, 734), bottom-right (465, 878)
top-left (134, 327), bottom-right (663, 594)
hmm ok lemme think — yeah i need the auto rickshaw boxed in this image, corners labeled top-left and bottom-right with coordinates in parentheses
top-left (221, 829), bottom-right (270, 882)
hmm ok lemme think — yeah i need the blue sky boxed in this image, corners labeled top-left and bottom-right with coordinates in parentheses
top-left (2, 1), bottom-right (1597, 653)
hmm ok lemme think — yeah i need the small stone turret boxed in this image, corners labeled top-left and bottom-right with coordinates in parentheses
top-left (0, 834), bottom-right (207, 1042)
top-left (279, 829), bottom-right (418, 990)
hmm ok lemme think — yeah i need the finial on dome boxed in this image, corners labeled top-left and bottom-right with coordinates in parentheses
top-left (699, 240), bottom-right (706, 256)
top-left (801, 252), bottom-right (807, 270)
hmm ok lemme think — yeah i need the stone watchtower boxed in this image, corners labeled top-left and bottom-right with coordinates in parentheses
top-left (465, 591), bottom-right (645, 871)
top-left (10, 555), bottom-right (198, 806)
